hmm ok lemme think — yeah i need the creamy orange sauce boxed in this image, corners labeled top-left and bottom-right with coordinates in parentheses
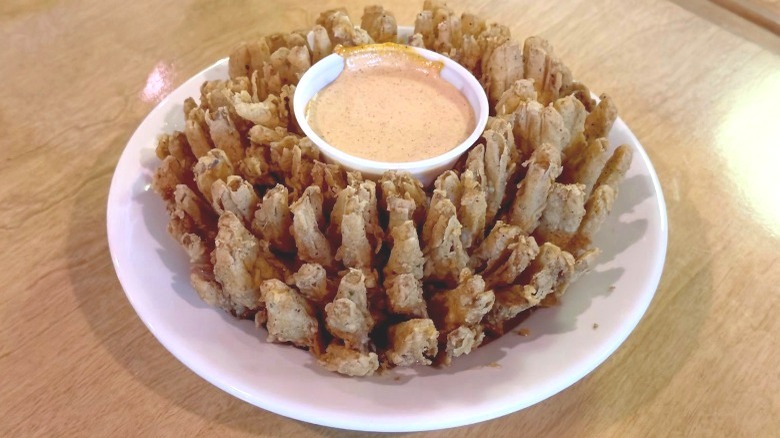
top-left (306, 43), bottom-right (476, 163)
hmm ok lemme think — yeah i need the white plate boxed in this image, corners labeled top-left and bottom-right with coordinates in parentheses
top-left (107, 57), bottom-right (667, 432)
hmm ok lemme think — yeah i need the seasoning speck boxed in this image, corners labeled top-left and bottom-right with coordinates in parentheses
top-left (593, 323), bottom-right (599, 330)
top-left (516, 328), bottom-right (530, 336)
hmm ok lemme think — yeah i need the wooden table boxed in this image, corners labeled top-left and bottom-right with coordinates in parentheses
top-left (2, 0), bottom-right (778, 436)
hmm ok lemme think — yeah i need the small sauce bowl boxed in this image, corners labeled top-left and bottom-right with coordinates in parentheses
top-left (293, 44), bottom-right (489, 187)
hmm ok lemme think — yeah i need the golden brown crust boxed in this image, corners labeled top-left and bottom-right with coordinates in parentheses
top-left (585, 94), bottom-right (618, 140)
top-left (386, 319), bottom-right (439, 367)
top-left (361, 5), bottom-right (398, 43)
top-left (260, 279), bottom-right (319, 348)
top-left (325, 269), bottom-right (374, 350)
top-left (289, 186), bottom-right (334, 268)
top-left (213, 211), bottom-right (263, 312)
top-left (252, 184), bottom-right (294, 253)
top-left (422, 192), bottom-right (470, 284)
top-left (509, 143), bottom-right (563, 234)
top-left (430, 272), bottom-right (494, 334)
top-left (522, 36), bottom-right (573, 105)
top-left (318, 343), bottom-right (379, 376)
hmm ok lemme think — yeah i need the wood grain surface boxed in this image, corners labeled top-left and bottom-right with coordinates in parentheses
top-left (1, 0), bottom-right (778, 436)
top-left (711, 0), bottom-right (780, 34)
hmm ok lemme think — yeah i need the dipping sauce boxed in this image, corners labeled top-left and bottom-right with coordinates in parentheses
top-left (305, 43), bottom-right (476, 163)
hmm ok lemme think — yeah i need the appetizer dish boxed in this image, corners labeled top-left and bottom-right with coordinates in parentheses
top-left (149, 2), bottom-right (631, 377)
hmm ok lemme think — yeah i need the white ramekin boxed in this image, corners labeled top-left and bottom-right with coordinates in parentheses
top-left (293, 45), bottom-right (489, 187)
